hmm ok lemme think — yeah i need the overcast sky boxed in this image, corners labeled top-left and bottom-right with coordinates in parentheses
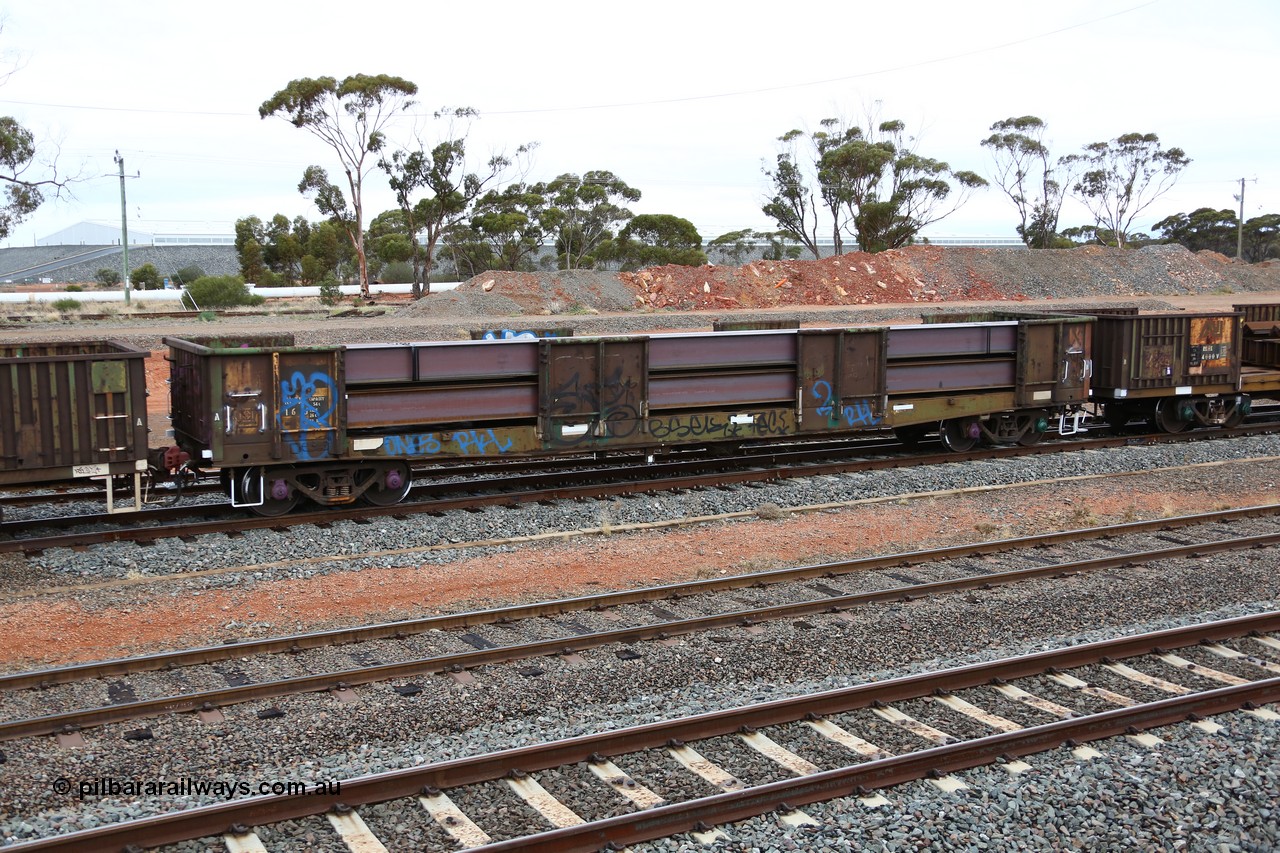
top-left (1, 0), bottom-right (1274, 248)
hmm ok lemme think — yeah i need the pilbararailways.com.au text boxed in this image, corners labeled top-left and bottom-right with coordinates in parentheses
top-left (53, 776), bottom-right (341, 800)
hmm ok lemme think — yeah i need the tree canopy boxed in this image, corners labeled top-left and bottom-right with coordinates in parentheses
top-left (1154, 207), bottom-right (1280, 262)
top-left (260, 74), bottom-right (418, 296)
top-left (379, 108), bottom-right (523, 295)
top-left (763, 116), bottom-right (986, 255)
top-left (612, 214), bottom-right (707, 270)
top-left (980, 116), bottom-right (1076, 248)
top-left (1065, 132), bottom-right (1190, 249)
top-left (543, 171), bottom-right (640, 269)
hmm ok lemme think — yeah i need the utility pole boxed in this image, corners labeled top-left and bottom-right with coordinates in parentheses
top-left (115, 150), bottom-right (130, 305)
top-left (1236, 177), bottom-right (1245, 261)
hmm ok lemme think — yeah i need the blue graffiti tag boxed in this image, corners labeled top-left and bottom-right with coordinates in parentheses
top-left (383, 429), bottom-right (513, 458)
top-left (480, 329), bottom-right (560, 340)
top-left (279, 371), bottom-right (335, 460)
top-left (811, 380), bottom-right (881, 428)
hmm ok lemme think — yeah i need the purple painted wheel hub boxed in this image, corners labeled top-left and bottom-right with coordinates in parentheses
top-left (270, 479), bottom-right (290, 501)
top-left (385, 469), bottom-right (404, 490)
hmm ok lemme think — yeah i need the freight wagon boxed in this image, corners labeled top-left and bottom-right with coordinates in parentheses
top-left (164, 312), bottom-right (1093, 516)
top-left (0, 340), bottom-right (151, 511)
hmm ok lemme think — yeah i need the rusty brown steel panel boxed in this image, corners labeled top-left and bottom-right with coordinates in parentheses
top-left (217, 351), bottom-right (275, 464)
top-left (273, 349), bottom-right (344, 463)
top-left (542, 339), bottom-right (647, 419)
top-left (649, 371), bottom-right (796, 409)
top-left (1245, 338), bottom-right (1280, 369)
top-left (1091, 313), bottom-right (1240, 395)
top-left (413, 340), bottom-right (540, 381)
top-left (0, 341), bottom-right (148, 482)
top-left (348, 384), bottom-right (539, 428)
top-left (343, 345), bottom-right (415, 383)
top-left (540, 339), bottom-right (648, 447)
top-left (798, 330), bottom-right (887, 432)
top-left (649, 332), bottom-right (797, 369)
top-left (886, 324), bottom-right (1018, 358)
top-left (1012, 319), bottom-right (1092, 406)
top-left (1235, 303), bottom-right (1280, 325)
top-left (886, 360), bottom-right (1016, 393)
top-left (166, 344), bottom-right (212, 454)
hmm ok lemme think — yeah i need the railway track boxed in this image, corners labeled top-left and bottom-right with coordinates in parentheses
top-left (4, 419), bottom-right (1279, 556)
top-left (2, 504), bottom-right (1276, 743)
top-left (6, 612), bottom-right (1278, 851)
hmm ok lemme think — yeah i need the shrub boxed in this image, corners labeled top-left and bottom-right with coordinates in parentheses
top-left (181, 275), bottom-right (265, 309)
top-left (317, 277), bottom-right (342, 306)
top-left (129, 263), bottom-right (163, 291)
top-left (95, 268), bottom-right (121, 288)
top-left (173, 265), bottom-right (205, 286)
top-left (52, 298), bottom-right (82, 312)
top-left (64, 284), bottom-right (83, 293)
top-left (379, 261), bottom-right (414, 284)
top-left (255, 269), bottom-right (286, 288)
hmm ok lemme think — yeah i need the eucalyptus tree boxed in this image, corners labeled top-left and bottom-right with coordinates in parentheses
top-left (761, 129), bottom-right (823, 259)
top-left (981, 116), bottom-right (1076, 248)
top-left (1065, 132), bottom-right (1190, 248)
top-left (379, 108), bottom-right (526, 295)
top-left (612, 214), bottom-right (707, 270)
top-left (764, 116), bottom-right (985, 254)
top-left (458, 182), bottom-right (554, 272)
top-left (260, 74), bottom-right (419, 296)
top-left (542, 171), bottom-right (640, 269)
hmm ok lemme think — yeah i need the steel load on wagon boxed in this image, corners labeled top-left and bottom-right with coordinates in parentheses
top-left (0, 339), bottom-right (150, 508)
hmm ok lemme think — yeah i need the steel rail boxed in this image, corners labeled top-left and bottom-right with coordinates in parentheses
top-left (480, 678), bottom-right (1280, 853)
top-left (5, 502), bottom-right (1275, 691)
top-left (2, 528), bottom-right (1277, 742)
top-left (3, 421), bottom-right (1277, 554)
top-left (0, 436), bottom-right (906, 539)
top-left (7, 611), bottom-right (1278, 852)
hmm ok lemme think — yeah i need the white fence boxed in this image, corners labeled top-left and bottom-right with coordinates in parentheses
top-left (0, 281), bottom-right (461, 304)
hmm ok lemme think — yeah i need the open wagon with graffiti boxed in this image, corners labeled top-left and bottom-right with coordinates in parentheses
top-left (163, 314), bottom-right (1093, 516)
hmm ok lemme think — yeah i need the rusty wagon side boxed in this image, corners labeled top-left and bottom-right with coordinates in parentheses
top-left (0, 340), bottom-right (150, 507)
top-left (166, 316), bottom-right (1093, 515)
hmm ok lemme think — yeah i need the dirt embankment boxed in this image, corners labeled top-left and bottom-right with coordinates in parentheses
top-left (394, 245), bottom-right (1280, 319)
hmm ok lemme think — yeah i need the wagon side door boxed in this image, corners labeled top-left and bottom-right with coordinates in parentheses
top-left (539, 338), bottom-right (648, 448)
top-left (797, 329), bottom-right (887, 432)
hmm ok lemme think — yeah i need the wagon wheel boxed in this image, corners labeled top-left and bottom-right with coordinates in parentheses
top-left (893, 423), bottom-right (934, 448)
top-left (241, 467), bottom-right (299, 517)
top-left (1222, 399), bottom-right (1248, 429)
top-left (1152, 399), bottom-right (1194, 434)
top-left (939, 418), bottom-right (981, 452)
top-left (1017, 414), bottom-right (1048, 446)
top-left (361, 462), bottom-right (413, 507)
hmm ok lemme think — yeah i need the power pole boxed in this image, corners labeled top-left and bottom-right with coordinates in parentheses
top-left (115, 150), bottom-right (130, 305)
top-left (1236, 177), bottom-right (1245, 261)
